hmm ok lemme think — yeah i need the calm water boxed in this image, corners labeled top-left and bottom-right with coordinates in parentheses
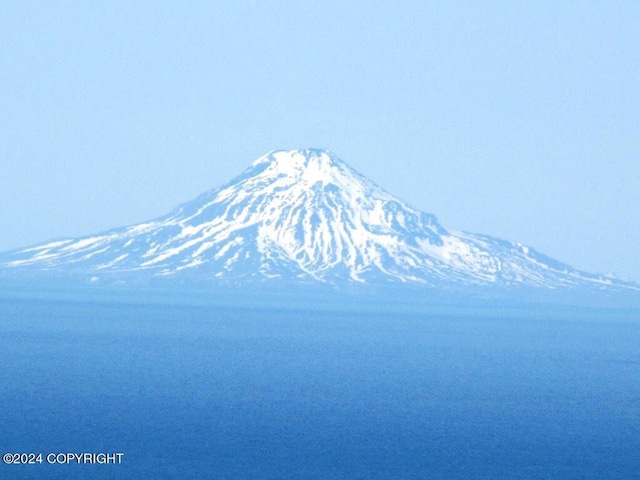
top-left (1, 298), bottom-right (639, 479)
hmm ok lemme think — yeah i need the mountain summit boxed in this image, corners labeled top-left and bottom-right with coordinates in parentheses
top-left (1, 149), bottom-right (636, 291)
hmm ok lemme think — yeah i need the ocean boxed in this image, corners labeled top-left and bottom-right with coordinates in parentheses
top-left (1, 297), bottom-right (639, 479)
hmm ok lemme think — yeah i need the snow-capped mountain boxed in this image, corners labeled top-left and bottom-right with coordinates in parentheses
top-left (1, 149), bottom-right (636, 291)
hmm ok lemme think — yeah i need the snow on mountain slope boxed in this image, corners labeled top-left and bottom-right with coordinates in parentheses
top-left (1, 149), bottom-right (636, 290)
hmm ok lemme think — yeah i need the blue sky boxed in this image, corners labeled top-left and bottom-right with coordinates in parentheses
top-left (1, 1), bottom-right (639, 280)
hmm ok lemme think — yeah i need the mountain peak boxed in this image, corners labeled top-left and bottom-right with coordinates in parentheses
top-left (1, 149), bottom-right (637, 293)
top-left (254, 148), bottom-right (336, 164)
top-left (243, 148), bottom-right (380, 200)
top-left (252, 148), bottom-right (337, 169)
top-left (252, 148), bottom-right (346, 180)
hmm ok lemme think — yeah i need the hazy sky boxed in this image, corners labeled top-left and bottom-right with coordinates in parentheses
top-left (1, 2), bottom-right (639, 281)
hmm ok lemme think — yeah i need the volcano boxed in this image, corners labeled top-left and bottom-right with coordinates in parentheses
top-left (1, 149), bottom-right (636, 292)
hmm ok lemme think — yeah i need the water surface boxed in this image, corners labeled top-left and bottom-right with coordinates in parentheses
top-left (1, 299), bottom-right (639, 478)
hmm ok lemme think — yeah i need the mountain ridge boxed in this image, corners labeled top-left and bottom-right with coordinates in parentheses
top-left (1, 148), bottom-right (637, 292)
